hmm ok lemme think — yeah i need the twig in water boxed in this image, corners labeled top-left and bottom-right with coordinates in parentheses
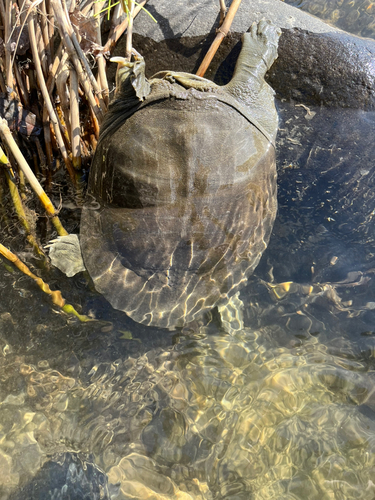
top-left (4, 166), bottom-right (45, 256)
top-left (0, 243), bottom-right (93, 321)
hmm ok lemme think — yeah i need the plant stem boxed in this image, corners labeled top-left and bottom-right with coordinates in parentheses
top-left (5, 168), bottom-right (44, 256)
top-left (4, 0), bottom-right (13, 88)
top-left (0, 118), bottom-right (68, 236)
top-left (196, 0), bottom-right (242, 77)
top-left (51, 0), bottom-right (104, 124)
top-left (219, 0), bottom-right (227, 24)
top-left (94, 0), bottom-right (109, 106)
top-left (0, 242), bottom-right (93, 320)
top-left (70, 67), bottom-right (81, 169)
top-left (125, 0), bottom-right (135, 60)
top-left (28, 12), bottom-right (76, 185)
top-left (40, 0), bottom-right (52, 70)
top-left (103, 0), bottom-right (147, 55)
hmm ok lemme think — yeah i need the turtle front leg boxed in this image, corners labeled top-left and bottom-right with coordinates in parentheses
top-left (225, 20), bottom-right (281, 142)
top-left (241, 20), bottom-right (280, 82)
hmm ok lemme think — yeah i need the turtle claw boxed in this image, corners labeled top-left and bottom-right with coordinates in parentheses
top-left (245, 19), bottom-right (281, 71)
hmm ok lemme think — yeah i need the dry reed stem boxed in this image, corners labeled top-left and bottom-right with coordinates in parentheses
top-left (103, 0), bottom-right (147, 55)
top-left (5, 168), bottom-right (45, 256)
top-left (13, 62), bottom-right (30, 107)
top-left (46, 42), bottom-right (66, 94)
top-left (219, 0), bottom-right (227, 24)
top-left (0, 71), bottom-right (6, 93)
top-left (4, 0), bottom-right (14, 88)
top-left (70, 30), bottom-right (107, 113)
top-left (0, 118), bottom-right (68, 236)
top-left (196, 0), bottom-right (243, 77)
top-left (60, 0), bottom-right (106, 106)
top-left (51, 0), bottom-right (104, 124)
top-left (42, 107), bottom-right (53, 173)
top-left (70, 67), bottom-right (81, 169)
top-left (104, 2), bottom-right (123, 51)
top-left (94, 0), bottom-right (109, 106)
top-left (35, 16), bottom-right (48, 77)
top-left (0, 243), bottom-right (93, 320)
top-left (47, 0), bottom-right (54, 60)
top-left (56, 62), bottom-right (71, 137)
top-left (81, 0), bottom-right (94, 16)
top-left (62, 0), bottom-right (106, 114)
top-left (0, 0), bottom-right (5, 32)
top-left (40, 0), bottom-right (52, 70)
top-left (0, 243), bottom-right (65, 306)
top-left (125, 0), bottom-right (136, 60)
top-left (28, 13), bottom-right (76, 185)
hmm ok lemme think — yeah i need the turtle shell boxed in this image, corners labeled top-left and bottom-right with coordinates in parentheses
top-left (80, 84), bottom-right (277, 329)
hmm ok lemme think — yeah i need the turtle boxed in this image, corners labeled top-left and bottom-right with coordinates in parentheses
top-left (49, 20), bottom-right (281, 330)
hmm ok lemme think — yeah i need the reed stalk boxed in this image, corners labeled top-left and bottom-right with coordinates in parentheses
top-left (0, 118), bottom-right (68, 236)
top-left (125, 0), bottom-right (135, 60)
top-left (13, 62), bottom-right (30, 107)
top-left (0, 145), bottom-right (44, 255)
top-left (4, 0), bottom-right (14, 88)
top-left (46, 43), bottom-right (67, 94)
top-left (0, 70), bottom-right (6, 93)
top-left (18, 169), bottom-right (27, 200)
top-left (70, 67), bottom-right (81, 169)
top-left (0, 243), bottom-right (92, 320)
top-left (94, 0), bottom-right (109, 106)
top-left (219, 0), bottom-right (227, 24)
top-left (40, 0), bottom-right (52, 70)
top-left (196, 0), bottom-right (242, 77)
top-left (5, 169), bottom-right (44, 256)
top-left (51, 0), bottom-right (105, 123)
top-left (35, 16), bottom-right (48, 77)
top-left (28, 12), bottom-right (76, 184)
top-left (47, 0), bottom-right (54, 60)
top-left (103, 0), bottom-right (147, 54)
top-left (56, 62), bottom-right (71, 138)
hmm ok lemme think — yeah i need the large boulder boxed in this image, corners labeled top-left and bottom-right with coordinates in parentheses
top-left (108, 0), bottom-right (375, 110)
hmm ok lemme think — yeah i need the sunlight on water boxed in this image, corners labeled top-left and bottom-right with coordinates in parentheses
top-left (284, 0), bottom-right (375, 39)
top-left (0, 282), bottom-right (375, 499)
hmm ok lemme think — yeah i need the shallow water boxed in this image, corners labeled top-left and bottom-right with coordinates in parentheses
top-left (1, 101), bottom-right (375, 499)
top-left (2, 5), bottom-right (375, 499)
top-left (284, 0), bottom-right (375, 39)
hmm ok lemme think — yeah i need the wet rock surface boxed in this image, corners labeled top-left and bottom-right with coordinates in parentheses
top-left (110, 0), bottom-right (375, 110)
top-left (268, 28), bottom-right (375, 109)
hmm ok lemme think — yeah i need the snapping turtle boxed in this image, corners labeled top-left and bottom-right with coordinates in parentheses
top-left (50, 20), bottom-right (280, 329)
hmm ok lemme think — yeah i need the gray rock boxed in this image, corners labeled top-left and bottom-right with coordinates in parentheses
top-left (133, 0), bottom-right (339, 42)
top-left (121, 0), bottom-right (375, 110)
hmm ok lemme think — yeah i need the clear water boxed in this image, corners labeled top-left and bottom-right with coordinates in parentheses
top-left (1, 10), bottom-right (375, 500)
top-left (284, 0), bottom-right (375, 39)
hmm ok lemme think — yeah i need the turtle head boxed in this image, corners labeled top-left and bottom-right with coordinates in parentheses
top-left (110, 54), bottom-right (151, 101)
